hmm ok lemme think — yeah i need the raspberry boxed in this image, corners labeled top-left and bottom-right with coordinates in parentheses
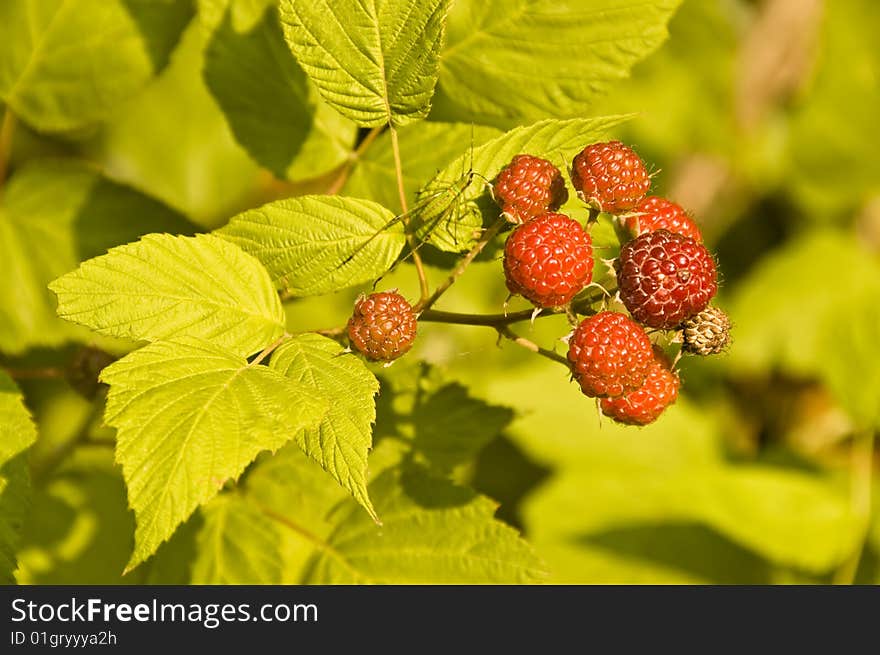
top-left (617, 229), bottom-right (718, 329)
top-left (347, 291), bottom-right (417, 362)
top-left (567, 311), bottom-right (654, 398)
top-left (682, 306), bottom-right (732, 356)
top-left (623, 196), bottom-right (703, 242)
top-left (600, 349), bottom-right (680, 426)
top-left (503, 213), bottom-right (593, 308)
top-left (570, 141), bottom-right (650, 213)
top-left (493, 154), bottom-right (568, 223)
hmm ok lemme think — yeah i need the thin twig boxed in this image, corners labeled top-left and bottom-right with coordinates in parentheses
top-left (390, 124), bottom-right (430, 303)
top-left (418, 217), bottom-right (506, 312)
top-left (325, 126), bottom-right (384, 195)
top-left (495, 325), bottom-right (570, 367)
top-left (2, 366), bottom-right (66, 380)
top-left (0, 107), bottom-right (16, 190)
top-left (833, 430), bottom-right (875, 585)
top-left (249, 333), bottom-right (292, 367)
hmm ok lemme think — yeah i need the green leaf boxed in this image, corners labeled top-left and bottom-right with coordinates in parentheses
top-left (376, 366), bottom-right (514, 473)
top-left (241, 445), bottom-right (545, 583)
top-left (0, 0), bottom-right (194, 132)
top-left (786, 0), bottom-right (880, 217)
top-left (0, 160), bottom-right (194, 355)
top-left (100, 337), bottom-right (329, 569)
top-left (269, 334), bottom-right (378, 519)
top-left (433, 0), bottom-right (681, 127)
top-left (277, 0), bottom-right (452, 127)
top-left (15, 452), bottom-right (139, 584)
top-left (343, 122), bottom-right (502, 213)
top-left (202, 0), bottom-right (357, 181)
top-left (0, 371), bottom-right (38, 583)
top-left (416, 115), bottom-right (633, 252)
top-left (50, 233), bottom-right (285, 358)
top-left (728, 230), bottom-right (880, 428)
top-left (476, 355), bottom-right (860, 577)
top-left (217, 196), bottom-right (405, 297)
top-left (303, 465), bottom-right (545, 583)
top-left (192, 493), bottom-right (282, 584)
top-left (90, 12), bottom-right (262, 228)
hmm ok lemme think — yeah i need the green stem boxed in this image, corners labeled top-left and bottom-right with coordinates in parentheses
top-left (418, 217), bottom-right (506, 312)
top-left (496, 325), bottom-right (570, 367)
top-left (389, 124), bottom-right (430, 304)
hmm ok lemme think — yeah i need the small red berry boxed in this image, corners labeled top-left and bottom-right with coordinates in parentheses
top-left (567, 311), bottom-right (654, 398)
top-left (503, 213), bottom-right (593, 308)
top-left (493, 154), bottom-right (568, 223)
top-left (623, 196), bottom-right (703, 242)
top-left (600, 349), bottom-right (680, 425)
top-left (347, 291), bottom-right (417, 362)
top-left (570, 141), bottom-right (650, 213)
top-left (617, 230), bottom-right (718, 329)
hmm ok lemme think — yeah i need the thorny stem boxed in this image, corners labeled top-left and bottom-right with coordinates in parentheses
top-left (495, 325), bottom-right (570, 367)
top-left (0, 108), bottom-right (16, 190)
top-left (389, 124), bottom-right (430, 303)
top-left (325, 125), bottom-right (384, 195)
top-left (418, 217), bottom-right (506, 312)
top-left (833, 430), bottom-right (875, 585)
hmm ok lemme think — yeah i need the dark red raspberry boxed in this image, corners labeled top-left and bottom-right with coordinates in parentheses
top-left (600, 349), bottom-right (680, 425)
top-left (617, 230), bottom-right (717, 329)
top-left (347, 291), bottom-right (417, 362)
top-left (623, 196), bottom-right (703, 242)
top-left (503, 213), bottom-right (593, 308)
top-left (493, 154), bottom-right (568, 223)
top-left (567, 311), bottom-right (654, 398)
top-left (570, 141), bottom-right (650, 213)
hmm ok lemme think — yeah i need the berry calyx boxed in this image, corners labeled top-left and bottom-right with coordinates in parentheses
top-left (570, 141), bottom-right (650, 214)
top-left (623, 196), bottom-right (703, 242)
top-left (682, 306), bottom-right (732, 356)
top-left (600, 349), bottom-right (680, 425)
top-left (347, 291), bottom-right (418, 362)
top-left (503, 212), bottom-right (594, 309)
top-left (567, 311), bottom-right (654, 398)
top-left (617, 229), bottom-right (718, 329)
top-left (493, 154), bottom-right (568, 223)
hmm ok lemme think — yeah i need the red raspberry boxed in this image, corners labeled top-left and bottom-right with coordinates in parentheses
top-left (617, 230), bottom-right (717, 329)
top-left (493, 154), bottom-right (568, 223)
top-left (570, 141), bottom-right (650, 213)
top-left (623, 196), bottom-right (703, 242)
top-left (503, 213), bottom-right (593, 308)
top-left (347, 291), bottom-right (417, 362)
top-left (600, 349), bottom-right (680, 425)
top-left (567, 311), bottom-right (654, 398)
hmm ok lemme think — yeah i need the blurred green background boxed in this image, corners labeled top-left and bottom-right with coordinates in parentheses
top-left (2, 0), bottom-right (879, 584)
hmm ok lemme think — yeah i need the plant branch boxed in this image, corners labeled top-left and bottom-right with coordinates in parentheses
top-left (833, 430), bottom-right (875, 585)
top-left (389, 124), bottom-right (430, 303)
top-left (418, 217), bottom-right (506, 312)
top-left (326, 125), bottom-right (384, 195)
top-left (495, 325), bottom-right (570, 367)
top-left (2, 366), bottom-right (66, 380)
top-left (0, 107), bottom-right (16, 190)
top-left (249, 333), bottom-right (291, 367)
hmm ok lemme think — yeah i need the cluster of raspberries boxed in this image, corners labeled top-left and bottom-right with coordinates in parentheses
top-left (344, 141), bottom-right (731, 427)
